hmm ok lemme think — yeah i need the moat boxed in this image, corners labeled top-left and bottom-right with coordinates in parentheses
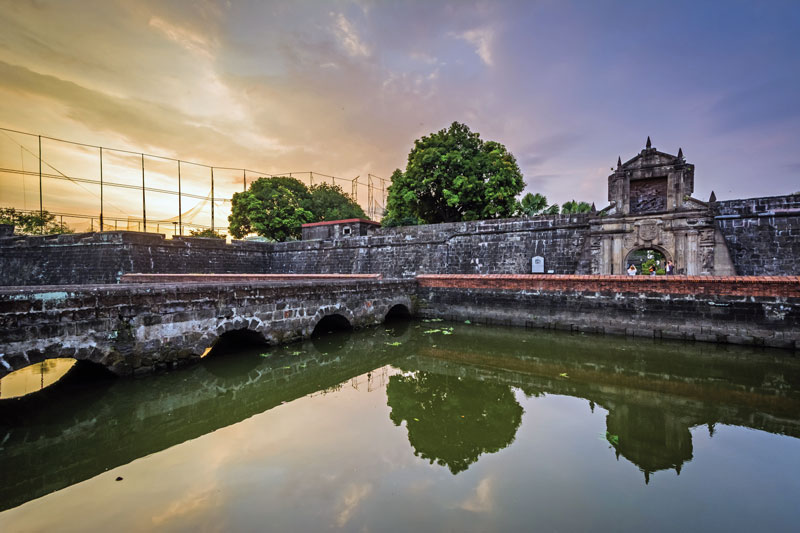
top-left (1, 321), bottom-right (799, 531)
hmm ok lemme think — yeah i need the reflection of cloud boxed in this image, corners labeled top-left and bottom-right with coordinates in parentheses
top-left (335, 482), bottom-right (373, 527)
top-left (151, 486), bottom-right (220, 526)
top-left (459, 476), bottom-right (494, 513)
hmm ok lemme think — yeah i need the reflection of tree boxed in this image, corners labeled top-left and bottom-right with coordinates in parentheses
top-left (387, 371), bottom-right (523, 474)
top-left (605, 403), bottom-right (693, 483)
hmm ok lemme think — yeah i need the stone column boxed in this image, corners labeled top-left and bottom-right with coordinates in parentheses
top-left (686, 230), bottom-right (699, 275)
top-left (612, 236), bottom-right (623, 275)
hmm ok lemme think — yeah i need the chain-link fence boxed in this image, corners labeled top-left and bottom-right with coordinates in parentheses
top-left (0, 127), bottom-right (389, 236)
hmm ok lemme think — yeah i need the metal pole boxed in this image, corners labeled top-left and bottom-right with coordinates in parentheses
top-left (210, 167), bottom-right (215, 232)
top-left (310, 172), bottom-right (313, 186)
top-left (38, 135), bottom-right (43, 233)
top-left (141, 153), bottom-right (147, 231)
top-left (243, 169), bottom-right (246, 191)
top-left (178, 161), bottom-right (182, 236)
top-left (99, 147), bottom-right (104, 231)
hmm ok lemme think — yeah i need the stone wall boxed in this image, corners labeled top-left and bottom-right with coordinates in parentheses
top-left (416, 274), bottom-right (800, 350)
top-left (0, 215), bottom-right (591, 285)
top-left (0, 231), bottom-right (273, 286)
top-left (714, 194), bottom-right (800, 275)
top-left (270, 215), bottom-right (592, 277)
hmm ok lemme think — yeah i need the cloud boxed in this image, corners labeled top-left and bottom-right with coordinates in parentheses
top-left (453, 27), bottom-right (494, 66)
top-left (148, 16), bottom-right (217, 60)
top-left (331, 12), bottom-right (370, 58)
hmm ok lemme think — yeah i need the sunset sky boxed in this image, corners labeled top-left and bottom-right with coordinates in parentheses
top-left (1, 0), bottom-right (799, 229)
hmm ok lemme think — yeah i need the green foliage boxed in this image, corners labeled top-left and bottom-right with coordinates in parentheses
top-left (560, 200), bottom-right (592, 214)
top-left (0, 208), bottom-right (73, 235)
top-left (228, 177), bottom-right (368, 241)
top-left (189, 228), bottom-right (225, 239)
top-left (543, 204), bottom-right (561, 215)
top-left (306, 183), bottom-right (366, 222)
top-left (518, 192), bottom-right (548, 216)
top-left (385, 122), bottom-right (525, 224)
top-left (228, 177), bottom-right (314, 241)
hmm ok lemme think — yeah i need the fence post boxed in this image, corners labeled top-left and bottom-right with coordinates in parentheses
top-left (141, 153), bottom-right (147, 231)
top-left (99, 147), bottom-right (104, 231)
top-left (210, 167), bottom-right (215, 232)
top-left (38, 135), bottom-right (43, 234)
top-left (178, 160), bottom-right (182, 236)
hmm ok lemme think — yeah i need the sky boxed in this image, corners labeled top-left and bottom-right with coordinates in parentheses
top-left (1, 0), bottom-right (799, 228)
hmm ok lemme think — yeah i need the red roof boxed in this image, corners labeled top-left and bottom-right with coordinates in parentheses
top-left (301, 218), bottom-right (380, 228)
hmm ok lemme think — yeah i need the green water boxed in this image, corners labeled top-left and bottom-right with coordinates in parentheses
top-left (1, 320), bottom-right (799, 531)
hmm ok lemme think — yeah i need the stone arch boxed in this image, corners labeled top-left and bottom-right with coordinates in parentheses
top-left (623, 245), bottom-right (672, 274)
top-left (311, 313), bottom-right (353, 337)
top-left (385, 303), bottom-right (412, 322)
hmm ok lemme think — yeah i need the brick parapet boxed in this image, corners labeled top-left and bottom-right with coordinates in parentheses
top-left (416, 274), bottom-right (800, 298)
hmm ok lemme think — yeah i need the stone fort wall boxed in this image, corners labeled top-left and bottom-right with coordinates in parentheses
top-left (0, 194), bottom-right (798, 286)
top-left (714, 194), bottom-right (800, 276)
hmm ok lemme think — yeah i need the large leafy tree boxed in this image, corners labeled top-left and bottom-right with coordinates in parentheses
top-left (228, 178), bottom-right (313, 241)
top-left (306, 183), bottom-right (366, 222)
top-left (228, 177), bottom-right (367, 241)
top-left (384, 122), bottom-right (525, 224)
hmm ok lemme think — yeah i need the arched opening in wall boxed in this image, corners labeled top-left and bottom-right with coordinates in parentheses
top-left (0, 358), bottom-right (114, 401)
top-left (312, 314), bottom-right (353, 337)
top-left (202, 329), bottom-right (268, 378)
top-left (625, 248), bottom-right (669, 275)
top-left (311, 314), bottom-right (353, 353)
top-left (384, 304), bottom-right (412, 336)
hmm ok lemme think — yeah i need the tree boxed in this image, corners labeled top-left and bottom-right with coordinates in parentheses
top-left (228, 177), bottom-right (313, 241)
top-left (0, 208), bottom-right (73, 235)
top-left (560, 200), bottom-right (592, 214)
top-left (306, 183), bottom-right (366, 222)
top-left (384, 122), bottom-right (525, 224)
top-left (189, 228), bottom-right (225, 239)
top-left (518, 192), bottom-right (549, 216)
top-left (543, 204), bottom-right (561, 215)
top-left (228, 177), bottom-right (367, 241)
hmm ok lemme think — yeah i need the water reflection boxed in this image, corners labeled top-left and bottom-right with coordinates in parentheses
top-left (0, 358), bottom-right (78, 399)
top-left (1, 321), bottom-right (799, 519)
top-left (387, 372), bottom-right (522, 474)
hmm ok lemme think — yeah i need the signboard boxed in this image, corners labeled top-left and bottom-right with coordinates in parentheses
top-left (531, 256), bottom-right (545, 274)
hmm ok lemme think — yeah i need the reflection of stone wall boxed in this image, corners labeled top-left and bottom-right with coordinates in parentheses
top-left (629, 177), bottom-right (667, 214)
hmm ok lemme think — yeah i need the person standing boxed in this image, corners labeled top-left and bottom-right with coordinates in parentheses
top-left (666, 260), bottom-right (675, 275)
top-left (627, 264), bottom-right (637, 276)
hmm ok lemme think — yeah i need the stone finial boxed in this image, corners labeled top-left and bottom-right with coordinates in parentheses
top-left (646, 136), bottom-right (652, 149)
top-left (590, 202), bottom-right (596, 213)
top-left (617, 156), bottom-right (622, 169)
top-left (709, 190), bottom-right (717, 203)
top-left (677, 147), bottom-right (684, 160)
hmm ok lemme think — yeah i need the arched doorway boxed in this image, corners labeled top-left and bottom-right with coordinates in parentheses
top-left (624, 247), bottom-right (670, 275)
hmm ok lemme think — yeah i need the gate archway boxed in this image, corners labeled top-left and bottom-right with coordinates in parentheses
top-left (624, 246), bottom-right (671, 275)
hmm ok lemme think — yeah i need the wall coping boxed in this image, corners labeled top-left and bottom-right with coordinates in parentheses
top-left (121, 273), bottom-right (383, 283)
top-left (302, 218), bottom-right (380, 228)
top-left (416, 274), bottom-right (800, 298)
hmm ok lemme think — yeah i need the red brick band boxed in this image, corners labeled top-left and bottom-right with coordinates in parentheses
top-left (415, 274), bottom-right (800, 298)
